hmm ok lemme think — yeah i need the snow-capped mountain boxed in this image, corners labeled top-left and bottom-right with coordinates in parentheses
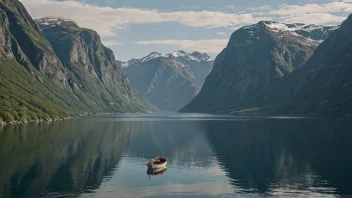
top-left (122, 50), bottom-right (214, 84)
top-left (181, 21), bottom-right (338, 113)
top-left (264, 22), bottom-right (338, 42)
top-left (35, 18), bottom-right (78, 29)
top-left (239, 21), bottom-right (339, 46)
top-left (122, 50), bottom-right (214, 67)
top-left (165, 50), bottom-right (214, 62)
top-left (121, 51), bottom-right (214, 111)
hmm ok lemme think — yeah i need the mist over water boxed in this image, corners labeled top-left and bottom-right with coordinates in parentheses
top-left (0, 114), bottom-right (351, 198)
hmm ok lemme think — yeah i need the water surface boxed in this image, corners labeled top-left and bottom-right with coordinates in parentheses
top-left (0, 114), bottom-right (352, 197)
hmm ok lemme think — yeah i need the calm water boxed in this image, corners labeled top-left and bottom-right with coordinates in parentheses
top-left (1, 114), bottom-right (352, 198)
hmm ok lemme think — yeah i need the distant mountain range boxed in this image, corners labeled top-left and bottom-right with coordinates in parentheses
top-left (0, 0), bottom-right (154, 123)
top-left (121, 51), bottom-right (214, 111)
top-left (180, 20), bottom-right (350, 115)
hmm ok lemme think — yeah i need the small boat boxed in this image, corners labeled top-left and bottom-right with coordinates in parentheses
top-left (147, 157), bottom-right (167, 169)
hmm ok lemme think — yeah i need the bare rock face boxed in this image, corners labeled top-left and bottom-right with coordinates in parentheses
top-left (180, 21), bottom-right (338, 113)
top-left (121, 51), bottom-right (214, 111)
top-left (272, 14), bottom-right (352, 115)
top-left (35, 18), bottom-right (155, 113)
top-left (0, 0), bottom-right (68, 87)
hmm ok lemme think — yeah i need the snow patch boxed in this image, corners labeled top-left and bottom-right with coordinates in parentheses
top-left (170, 51), bottom-right (187, 57)
top-left (46, 18), bottom-right (59, 21)
top-left (128, 50), bottom-right (214, 65)
top-left (140, 52), bottom-right (162, 62)
top-left (37, 18), bottom-right (75, 27)
top-left (263, 22), bottom-right (338, 35)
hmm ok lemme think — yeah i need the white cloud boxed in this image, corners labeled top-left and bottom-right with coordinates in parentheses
top-left (19, 0), bottom-right (352, 58)
top-left (20, 0), bottom-right (352, 39)
top-left (216, 32), bottom-right (227, 36)
top-left (270, 1), bottom-right (352, 24)
top-left (134, 39), bottom-right (228, 54)
top-left (178, 5), bottom-right (200, 10)
top-left (20, 0), bottom-right (266, 36)
top-left (102, 40), bottom-right (123, 46)
top-left (280, 13), bottom-right (346, 24)
top-left (271, 2), bottom-right (352, 16)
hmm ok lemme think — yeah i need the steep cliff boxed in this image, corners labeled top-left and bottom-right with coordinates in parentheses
top-left (0, 0), bottom-right (86, 121)
top-left (36, 18), bottom-right (154, 113)
top-left (273, 15), bottom-right (352, 115)
top-left (0, 0), bottom-right (154, 123)
top-left (0, 0), bottom-right (68, 87)
top-left (181, 22), bottom-right (337, 113)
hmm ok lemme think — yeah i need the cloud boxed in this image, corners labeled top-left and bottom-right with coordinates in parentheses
top-left (216, 32), bottom-right (226, 36)
top-left (178, 5), bottom-right (200, 10)
top-left (102, 40), bottom-right (123, 46)
top-left (134, 39), bottom-right (228, 54)
top-left (271, 1), bottom-right (352, 16)
top-left (280, 13), bottom-right (346, 24)
top-left (270, 1), bottom-right (352, 24)
top-left (20, 0), bottom-right (266, 36)
top-left (20, 0), bottom-right (352, 38)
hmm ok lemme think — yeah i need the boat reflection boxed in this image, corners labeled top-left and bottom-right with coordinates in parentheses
top-left (146, 167), bottom-right (167, 179)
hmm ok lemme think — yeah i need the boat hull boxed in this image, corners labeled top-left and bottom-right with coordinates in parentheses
top-left (147, 161), bottom-right (167, 169)
top-left (147, 157), bottom-right (168, 169)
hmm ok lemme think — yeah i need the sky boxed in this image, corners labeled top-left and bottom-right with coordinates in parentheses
top-left (19, 0), bottom-right (352, 61)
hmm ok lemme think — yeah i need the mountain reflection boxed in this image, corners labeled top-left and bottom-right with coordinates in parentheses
top-left (0, 119), bottom-right (136, 198)
top-left (204, 118), bottom-right (352, 196)
top-left (127, 121), bottom-right (215, 167)
top-left (1, 115), bottom-right (352, 198)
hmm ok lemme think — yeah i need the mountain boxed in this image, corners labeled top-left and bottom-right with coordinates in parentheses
top-left (0, 0), bottom-right (87, 121)
top-left (35, 18), bottom-right (154, 113)
top-left (0, 0), bottom-right (68, 87)
top-left (270, 14), bottom-right (352, 115)
top-left (180, 21), bottom-right (338, 113)
top-left (163, 51), bottom-right (214, 83)
top-left (122, 51), bottom-right (214, 111)
top-left (0, 0), bottom-right (154, 123)
top-left (122, 50), bottom-right (214, 83)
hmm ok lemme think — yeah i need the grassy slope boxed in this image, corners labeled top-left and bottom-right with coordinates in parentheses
top-left (0, 57), bottom-right (91, 122)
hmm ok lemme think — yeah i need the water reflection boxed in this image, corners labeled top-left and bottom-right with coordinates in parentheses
top-left (205, 118), bottom-right (352, 196)
top-left (146, 167), bottom-right (167, 178)
top-left (0, 115), bottom-right (352, 197)
top-left (0, 119), bottom-right (136, 198)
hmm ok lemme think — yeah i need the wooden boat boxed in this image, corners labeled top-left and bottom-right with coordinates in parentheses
top-left (147, 157), bottom-right (167, 169)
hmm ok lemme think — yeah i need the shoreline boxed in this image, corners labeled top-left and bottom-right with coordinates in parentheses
top-left (0, 116), bottom-right (74, 126)
top-left (0, 111), bottom-right (156, 127)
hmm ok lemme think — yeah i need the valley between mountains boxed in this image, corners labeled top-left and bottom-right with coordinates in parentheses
top-left (1, 0), bottom-right (352, 124)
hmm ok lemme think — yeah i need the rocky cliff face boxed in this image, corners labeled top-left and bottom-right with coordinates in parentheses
top-left (0, 0), bottom-right (68, 87)
top-left (0, 0), bottom-right (85, 121)
top-left (162, 51), bottom-right (214, 83)
top-left (122, 51), bottom-right (214, 111)
top-left (273, 15), bottom-right (352, 115)
top-left (0, 0), bottom-right (154, 123)
top-left (35, 18), bottom-right (155, 113)
top-left (181, 21), bottom-right (338, 113)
